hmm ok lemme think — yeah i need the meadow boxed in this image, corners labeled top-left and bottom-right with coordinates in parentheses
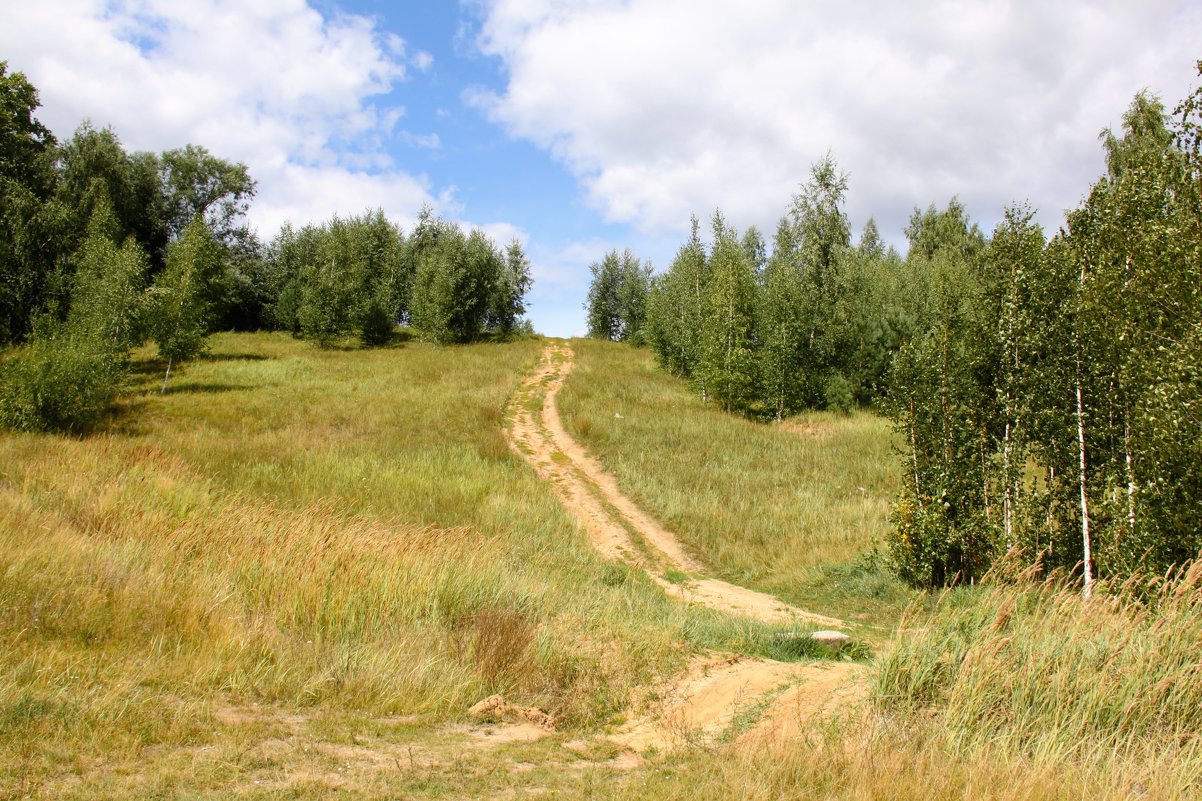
top-left (1, 333), bottom-right (1199, 800)
top-left (557, 338), bottom-right (909, 627)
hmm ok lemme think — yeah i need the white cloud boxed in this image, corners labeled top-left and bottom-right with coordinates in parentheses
top-left (472, 0), bottom-right (1202, 243)
top-left (0, 0), bottom-right (456, 236)
top-left (412, 50), bottom-right (435, 72)
top-left (523, 237), bottom-right (619, 337)
top-left (469, 221), bottom-right (527, 248)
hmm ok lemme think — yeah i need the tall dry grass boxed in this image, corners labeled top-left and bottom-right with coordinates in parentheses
top-left (572, 567), bottom-right (1202, 801)
top-left (0, 333), bottom-right (662, 795)
top-left (877, 564), bottom-right (1202, 782)
top-left (0, 332), bottom-right (867, 799)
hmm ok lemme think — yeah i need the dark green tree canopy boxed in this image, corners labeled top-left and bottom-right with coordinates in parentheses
top-left (0, 61), bottom-right (56, 196)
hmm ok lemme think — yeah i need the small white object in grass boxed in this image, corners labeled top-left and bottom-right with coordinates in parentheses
top-left (810, 630), bottom-right (852, 647)
top-left (614, 412), bottom-right (623, 419)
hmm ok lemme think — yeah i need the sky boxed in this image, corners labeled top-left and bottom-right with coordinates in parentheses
top-left (2, 1), bottom-right (1200, 336)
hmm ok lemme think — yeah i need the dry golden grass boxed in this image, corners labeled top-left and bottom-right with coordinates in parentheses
top-left (0, 332), bottom-right (691, 798)
top-left (3, 332), bottom-right (1197, 799)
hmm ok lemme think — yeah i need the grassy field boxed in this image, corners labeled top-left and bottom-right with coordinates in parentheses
top-left (601, 569), bottom-right (1202, 801)
top-left (556, 338), bottom-right (911, 626)
top-left (3, 332), bottom-right (1198, 799)
top-left (0, 331), bottom-right (830, 799)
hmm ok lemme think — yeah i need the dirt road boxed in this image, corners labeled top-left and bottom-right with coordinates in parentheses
top-left (505, 341), bottom-right (844, 628)
top-left (503, 342), bottom-right (865, 751)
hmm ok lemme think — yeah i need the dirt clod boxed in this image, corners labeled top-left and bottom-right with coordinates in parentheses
top-left (468, 695), bottom-right (557, 730)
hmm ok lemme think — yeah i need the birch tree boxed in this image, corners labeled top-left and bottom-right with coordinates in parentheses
top-left (148, 216), bottom-right (222, 392)
top-left (697, 213), bottom-right (758, 413)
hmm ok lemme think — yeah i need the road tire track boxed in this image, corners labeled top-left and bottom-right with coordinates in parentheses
top-left (505, 341), bottom-right (844, 628)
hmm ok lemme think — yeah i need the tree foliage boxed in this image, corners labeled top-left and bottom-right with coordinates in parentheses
top-left (585, 248), bottom-right (651, 343)
top-left (148, 216), bottom-right (223, 390)
top-left (885, 83), bottom-right (1202, 588)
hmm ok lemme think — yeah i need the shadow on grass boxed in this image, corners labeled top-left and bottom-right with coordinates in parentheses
top-left (199, 351), bottom-right (273, 362)
top-left (311, 328), bottom-right (416, 352)
top-left (161, 382), bottom-right (249, 396)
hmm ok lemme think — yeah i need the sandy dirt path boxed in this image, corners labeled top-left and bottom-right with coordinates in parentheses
top-left (505, 341), bottom-right (845, 628)
top-left (497, 341), bottom-right (868, 752)
top-left (611, 654), bottom-right (866, 751)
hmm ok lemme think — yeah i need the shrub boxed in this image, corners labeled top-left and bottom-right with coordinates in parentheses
top-left (0, 335), bottom-right (124, 433)
top-left (358, 297), bottom-right (394, 347)
top-left (824, 373), bottom-right (854, 413)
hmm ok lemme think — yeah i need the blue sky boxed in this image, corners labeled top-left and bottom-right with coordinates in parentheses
top-left (3, 1), bottom-right (1201, 336)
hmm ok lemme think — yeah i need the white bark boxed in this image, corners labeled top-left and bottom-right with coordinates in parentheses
top-left (1076, 255), bottom-right (1093, 599)
top-left (909, 399), bottom-right (923, 509)
top-left (1002, 419), bottom-right (1013, 544)
top-left (1124, 413), bottom-right (1136, 540)
top-left (1076, 372), bottom-right (1093, 599)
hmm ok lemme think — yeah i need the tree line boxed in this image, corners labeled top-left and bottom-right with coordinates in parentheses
top-left (587, 154), bottom-right (918, 417)
top-left (0, 62), bottom-right (532, 432)
top-left (268, 208), bottom-right (531, 348)
top-left (586, 64), bottom-right (1202, 590)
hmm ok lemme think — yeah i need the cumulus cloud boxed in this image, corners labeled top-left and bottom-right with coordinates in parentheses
top-left (0, 0), bottom-right (455, 235)
top-left (412, 50), bottom-right (435, 72)
top-left (472, 0), bottom-right (1202, 242)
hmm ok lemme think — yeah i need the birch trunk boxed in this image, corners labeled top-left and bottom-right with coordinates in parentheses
top-left (1002, 419), bottom-right (1013, 544)
top-left (1075, 360), bottom-right (1093, 599)
top-left (909, 398), bottom-right (923, 509)
top-left (1124, 411), bottom-right (1136, 540)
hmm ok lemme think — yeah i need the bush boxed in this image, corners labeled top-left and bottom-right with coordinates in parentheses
top-left (823, 373), bottom-right (854, 413)
top-left (358, 297), bottom-right (394, 347)
top-left (0, 335), bottom-right (124, 433)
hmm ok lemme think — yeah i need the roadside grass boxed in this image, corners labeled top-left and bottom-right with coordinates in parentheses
top-left (610, 568), bottom-right (1202, 801)
top-left (876, 565), bottom-right (1202, 779)
top-left (557, 338), bottom-right (913, 627)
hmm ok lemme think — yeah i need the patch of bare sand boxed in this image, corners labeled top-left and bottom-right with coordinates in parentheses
top-left (655, 575), bottom-right (845, 627)
top-left (738, 662), bottom-right (869, 746)
top-left (608, 654), bottom-right (864, 752)
top-left (459, 721), bottom-right (555, 747)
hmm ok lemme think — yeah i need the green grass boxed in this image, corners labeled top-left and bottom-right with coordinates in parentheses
top-left (877, 566), bottom-right (1202, 775)
top-left (553, 573), bottom-right (1202, 801)
top-left (4, 331), bottom-right (1194, 799)
top-left (0, 332), bottom-right (872, 799)
top-left (557, 338), bottom-right (913, 627)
